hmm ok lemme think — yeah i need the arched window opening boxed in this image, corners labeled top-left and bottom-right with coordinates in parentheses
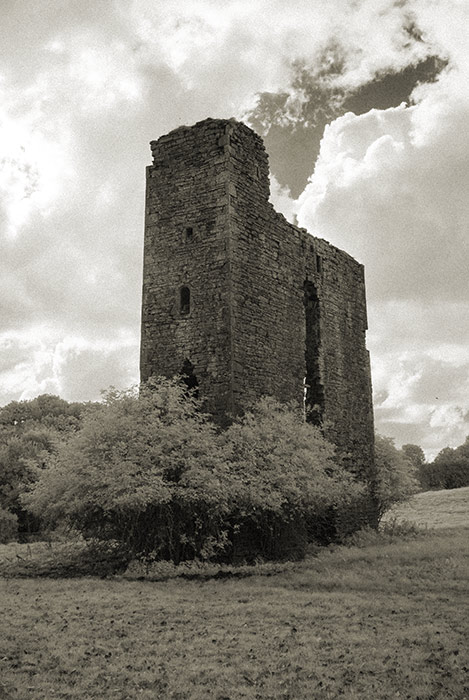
top-left (180, 286), bottom-right (190, 315)
top-left (180, 358), bottom-right (199, 399)
top-left (303, 280), bottom-right (324, 426)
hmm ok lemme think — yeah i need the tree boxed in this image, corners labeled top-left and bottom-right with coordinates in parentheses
top-left (401, 443), bottom-right (427, 490)
top-left (0, 394), bottom-right (93, 539)
top-left (0, 507), bottom-right (17, 544)
top-left (422, 438), bottom-right (469, 490)
top-left (452, 435), bottom-right (469, 461)
top-left (401, 444), bottom-right (425, 469)
top-left (0, 394), bottom-right (84, 432)
top-left (374, 435), bottom-right (419, 521)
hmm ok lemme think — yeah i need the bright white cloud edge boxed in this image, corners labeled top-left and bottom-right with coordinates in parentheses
top-left (1, 0), bottom-right (468, 460)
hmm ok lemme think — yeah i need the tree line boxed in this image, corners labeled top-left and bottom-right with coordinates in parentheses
top-left (401, 439), bottom-right (469, 491)
top-left (0, 381), bottom-right (466, 563)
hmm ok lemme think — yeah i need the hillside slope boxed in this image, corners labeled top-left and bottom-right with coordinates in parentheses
top-left (384, 485), bottom-right (469, 529)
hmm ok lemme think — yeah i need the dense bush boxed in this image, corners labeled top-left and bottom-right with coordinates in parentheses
top-left (24, 380), bottom-right (370, 564)
top-left (0, 395), bottom-right (93, 539)
top-left (23, 382), bottom-right (230, 564)
top-left (221, 398), bottom-right (367, 559)
top-left (0, 506), bottom-right (18, 543)
top-left (374, 435), bottom-right (419, 521)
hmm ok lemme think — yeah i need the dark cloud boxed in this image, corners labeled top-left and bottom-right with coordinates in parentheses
top-left (246, 49), bottom-right (446, 196)
top-left (342, 55), bottom-right (447, 113)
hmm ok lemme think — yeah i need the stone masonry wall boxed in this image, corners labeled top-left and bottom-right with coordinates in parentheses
top-left (223, 121), bottom-right (374, 478)
top-left (141, 121), bottom-right (234, 420)
top-left (141, 118), bottom-right (375, 479)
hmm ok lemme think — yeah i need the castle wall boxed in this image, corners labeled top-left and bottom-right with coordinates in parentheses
top-left (141, 121), bottom-right (235, 419)
top-left (141, 118), bottom-right (374, 479)
top-left (224, 121), bottom-right (374, 476)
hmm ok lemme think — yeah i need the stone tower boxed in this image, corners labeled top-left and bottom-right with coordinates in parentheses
top-left (140, 118), bottom-right (374, 480)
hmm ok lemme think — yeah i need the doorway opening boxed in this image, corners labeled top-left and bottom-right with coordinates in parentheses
top-left (303, 281), bottom-right (324, 425)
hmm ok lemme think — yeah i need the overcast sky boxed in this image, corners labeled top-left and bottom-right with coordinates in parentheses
top-left (1, 0), bottom-right (467, 458)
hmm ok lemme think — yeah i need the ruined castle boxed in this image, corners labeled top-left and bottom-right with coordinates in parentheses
top-left (140, 118), bottom-right (374, 479)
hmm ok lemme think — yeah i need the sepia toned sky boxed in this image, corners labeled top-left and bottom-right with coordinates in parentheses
top-left (1, 0), bottom-right (468, 458)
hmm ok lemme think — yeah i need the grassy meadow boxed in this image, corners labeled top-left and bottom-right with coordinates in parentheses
top-left (1, 489), bottom-right (468, 699)
top-left (383, 485), bottom-right (469, 530)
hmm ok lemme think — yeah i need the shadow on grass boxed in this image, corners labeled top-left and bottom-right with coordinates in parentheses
top-left (0, 519), bottom-right (432, 583)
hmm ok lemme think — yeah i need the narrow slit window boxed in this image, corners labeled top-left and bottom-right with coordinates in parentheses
top-left (184, 226), bottom-right (194, 242)
top-left (180, 286), bottom-right (190, 315)
top-left (315, 254), bottom-right (322, 274)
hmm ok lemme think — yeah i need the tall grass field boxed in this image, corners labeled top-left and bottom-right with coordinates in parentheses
top-left (1, 488), bottom-right (468, 699)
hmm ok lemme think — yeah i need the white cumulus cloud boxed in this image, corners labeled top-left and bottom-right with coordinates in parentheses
top-left (294, 15), bottom-right (469, 456)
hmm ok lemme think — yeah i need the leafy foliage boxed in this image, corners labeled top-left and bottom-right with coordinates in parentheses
top-left (221, 398), bottom-right (367, 557)
top-left (0, 506), bottom-right (18, 543)
top-left (24, 380), bottom-right (369, 563)
top-left (23, 381), bottom-right (231, 564)
top-left (0, 395), bottom-right (94, 538)
top-left (0, 394), bottom-right (84, 431)
top-left (374, 435), bottom-right (419, 521)
top-left (420, 437), bottom-right (469, 490)
top-left (401, 443), bottom-right (426, 470)
top-left (401, 442), bottom-right (428, 489)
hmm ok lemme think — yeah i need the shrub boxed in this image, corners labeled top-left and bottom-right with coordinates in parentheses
top-left (218, 397), bottom-right (367, 559)
top-left (342, 518), bottom-right (426, 548)
top-left (25, 381), bottom-right (371, 564)
top-left (23, 380), bottom-right (231, 565)
top-left (374, 435), bottom-right (419, 521)
top-left (0, 507), bottom-right (18, 544)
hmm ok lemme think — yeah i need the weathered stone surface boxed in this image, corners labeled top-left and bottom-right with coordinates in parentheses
top-left (140, 118), bottom-right (374, 481)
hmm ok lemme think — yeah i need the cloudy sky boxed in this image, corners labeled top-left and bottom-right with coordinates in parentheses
top-left (1, 0), bottom-right (467, 458)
